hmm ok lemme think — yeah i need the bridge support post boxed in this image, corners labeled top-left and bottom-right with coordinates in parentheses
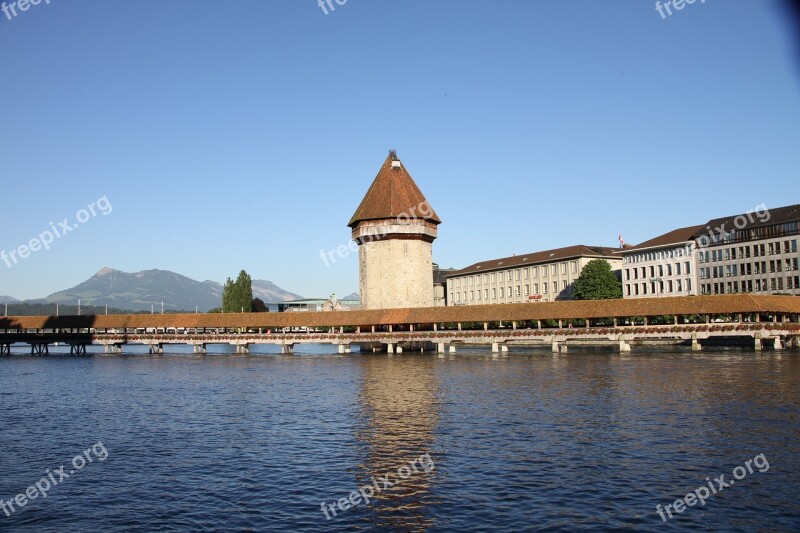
top-left (31, 343), bottom-right (49, 356)
top-left (281, 344), bottom-right (294, 355)
top-left (70, 344), bottom-right (86, 356)
top-left (551, 339), bottom-right (559, 353)
top-left (149, 344), bottom-right (163, 355)
top-left (102, 343), bottom-right (121, 355)
top-left (491, 342), bottom-right (499, 354)
top-left (501, 345), bottom-right (508, 354)
top-left (0, 344), bottom-right (9, 356)
top-left (338, 344), bottom-right (345, 354)
top-left (437, 342), bottom-right (445, 354)
top-left (619, 338), bottom-right (631, 352)
top-left (754, 333), bottom-right (763, 352)
top-left (193, 343), bottom-right (207, 354)
top-left (387, 343), bottom-right (394, 354)
top-left (449, 345), bottom-right (456, 354)
top-left (774, 337), bottom-right (783, 351)
top-left (396, 346), bottom-right (403, 354)
top-left (691, 334), bottom-right (701, 352)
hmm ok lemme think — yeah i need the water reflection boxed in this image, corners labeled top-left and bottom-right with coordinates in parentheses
top-left (353, 354), bottom-right (440, 531)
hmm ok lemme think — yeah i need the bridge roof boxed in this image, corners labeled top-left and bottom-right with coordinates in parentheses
top-left (2, 295), bottom-right (798, 330)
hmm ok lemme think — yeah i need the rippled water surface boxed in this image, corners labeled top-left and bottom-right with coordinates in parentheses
top-left (1, 346), bottom-right (799, 532)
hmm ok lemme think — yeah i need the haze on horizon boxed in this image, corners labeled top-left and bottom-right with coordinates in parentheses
top-left (1, 1), bottom-right (799, 301)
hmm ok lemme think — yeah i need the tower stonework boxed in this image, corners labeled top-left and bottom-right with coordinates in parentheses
top-left (349, 153), bottom-right (441, 310)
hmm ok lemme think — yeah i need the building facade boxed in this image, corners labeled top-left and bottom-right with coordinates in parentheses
top-left (619, 225), bottom-right (703, 298)
top-left (433, 263), bottom-right (455, 307)
top-left (446, 245), bottom-right (622, 306)
top-left (696, 204), bottom-right (800, 296)
top-left (620, 204), bottom-right (800, 298)
top-left (349, 153), bottom-right (441, 310)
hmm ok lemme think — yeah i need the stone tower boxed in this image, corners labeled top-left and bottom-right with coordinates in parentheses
top-left (349, 152), bottom-right (441, 310)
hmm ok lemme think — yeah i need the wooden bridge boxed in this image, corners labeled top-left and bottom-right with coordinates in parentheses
top-left (2, 294), bottom-right (799, 355)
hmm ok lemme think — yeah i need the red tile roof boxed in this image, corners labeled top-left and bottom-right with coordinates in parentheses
top-left (449, 245), bottom-right (620, 277)
top-left (348, 154), bottom-right (441, 228)
top-left (620, 225), bottom-right (705, 253)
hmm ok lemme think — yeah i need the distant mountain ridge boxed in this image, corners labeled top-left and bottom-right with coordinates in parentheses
top-left (29, 268), bottom-right (302, 312)
top-left (0, 295), bottom-right (19, 304)
top-left (251, 280), bottom-right (304, 304)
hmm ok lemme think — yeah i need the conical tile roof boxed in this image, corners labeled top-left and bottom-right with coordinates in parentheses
top-left (348, 154), bottom-right (441, 228)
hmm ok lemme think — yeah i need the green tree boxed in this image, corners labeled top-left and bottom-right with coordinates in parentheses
top-left (222, 270), bottom-right (253, 312)
top-left (222, 278), bottom-right (235, 312)
top-left (251, 298), bottom-right (268, 313)
top-left (572, 259), bottom-right (622, 300)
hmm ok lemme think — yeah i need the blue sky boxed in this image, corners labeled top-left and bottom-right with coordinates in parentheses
top-left (1, 0), bottom-right (799, 301)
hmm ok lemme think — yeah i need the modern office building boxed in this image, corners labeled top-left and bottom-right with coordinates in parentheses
top-left (618, 225), bottom-right (704, 298)
top-left (446, 245), bottom-right (622, 306)
top-left (274, 296), bottom-right (361, 312)
top-left (696, 204), bottom-right (800, 296)
top-left (619, 204), bottom-right (800, 298)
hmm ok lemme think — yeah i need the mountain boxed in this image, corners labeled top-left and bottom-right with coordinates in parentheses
top-left (341, 292), bottom-right (360, 301)
top-left (0, 295), bottom-right (19, 304)
top-left (252, 280), bottom-right (303, 303)
top-left (39, 268), bottom-right (302, 312)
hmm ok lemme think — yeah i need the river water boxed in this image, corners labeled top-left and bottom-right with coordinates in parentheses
top-left (1, 346), bottom-right (798, 532)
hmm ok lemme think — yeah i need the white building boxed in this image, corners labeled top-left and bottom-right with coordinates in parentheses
top-left (696, 204), bottom-right (800, 296)
top-left (620, 203), bottom-right (800, 298)
top-left (446, 245), bottom-right (622, 306)
top-left (618, 225), bottom-right (703, 298)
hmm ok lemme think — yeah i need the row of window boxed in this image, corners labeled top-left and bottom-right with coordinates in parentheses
top-left (712, 221), bottom-right (799, 245)
top-left (625, 278), bottom-right (693, 296)
top-left (700, 276), bottom-right (800, 294)
top-left (623, 245), bottom-right (693, 264)
top-left (451, 261), bottom-right (580, 288)
top-left (451, 281), bottom-right (572, 303)
top-left (625, 262), bottom-right (691, 281)
top-left (698, 239), bottom-right (798, 263)
top-left (699, 258), bottom-right (799, 279)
